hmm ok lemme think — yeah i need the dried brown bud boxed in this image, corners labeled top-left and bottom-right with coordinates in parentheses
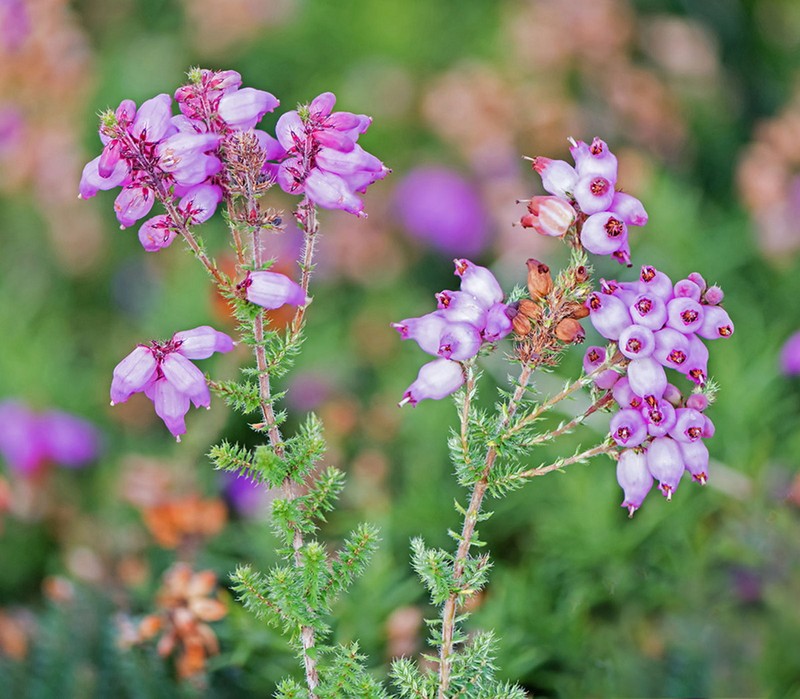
top-left (526, 258), bottom-right (553, 299)
top-left (518, 298), bottom-right (543, 320)
top-left (574, 265), bottom-right (589, 284)
top-left (512, 313), bottom-right (532, 336)
top-left (564, 301), bottom-right (589, 319)
top-left (555, 317), bottom-right (585, 343)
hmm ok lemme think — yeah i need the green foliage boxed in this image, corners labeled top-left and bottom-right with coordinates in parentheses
top-left (318, 644), bottom-right (389, 699)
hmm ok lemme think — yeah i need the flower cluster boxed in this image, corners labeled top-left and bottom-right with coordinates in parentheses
top-left (393, 259), bottom-right (513, 405)
top-left (275, 91), bottom-right (390, 217)
top-left (0, 400), bottom-right (101, 475)
top-left (583, 266), bottom-right (734, 513)
top-left (110, 326), bottom-right (234, 440)
top-left (522, 137), bottom-right (648, 265)
top-left (80, 70), bottom-right (388, 251)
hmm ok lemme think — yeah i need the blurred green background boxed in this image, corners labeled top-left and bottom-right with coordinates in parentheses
top-left (2, 0), bottom-right (800, 696)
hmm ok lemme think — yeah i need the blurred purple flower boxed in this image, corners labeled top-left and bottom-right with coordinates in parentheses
top-left (781, 331), bottom-right (800, 375)
top-left (0, 401), bottom-right (101, 475)
top-left (222, 472), bottom-right (270, 517)
top-left (393, 167), bottom-right (490, 256)
top-left (0, 0), bottom-right (30, 51)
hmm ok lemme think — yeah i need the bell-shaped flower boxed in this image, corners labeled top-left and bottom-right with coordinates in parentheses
top-left (616, 449), bottom-right (653, 517)
top-left (138, 214), bottom-right (177, 252)
top-left (646, 436), bottom-right (685, 499)
top-left (453, 259), bottom-right (503, 308)
top-left (399, 358), bottom-right (464, 407)
top-left (218, 87), bottom-right (279, 130)
top-left (244, 270), bottom-right (307, 310)
top-left (110, 326), bottom-right (234, 440)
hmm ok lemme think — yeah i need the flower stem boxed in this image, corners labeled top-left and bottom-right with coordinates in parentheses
top-left (437, 363), bottom-right (533, 697)
top-left (248, 203), bottom-right (320, 698)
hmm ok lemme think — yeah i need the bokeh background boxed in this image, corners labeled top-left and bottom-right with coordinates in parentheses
top-left (2, 0), bottom-right (800, 696)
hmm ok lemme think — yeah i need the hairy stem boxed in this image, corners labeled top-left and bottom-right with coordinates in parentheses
top-left (513, 442), bottom-right (616, 480)
top-left (438, 363), bottom-right (533, 697)
top-left (248, 200), bottom-right (320, 698)
top-left (290, 199), bottom-right (319, 338)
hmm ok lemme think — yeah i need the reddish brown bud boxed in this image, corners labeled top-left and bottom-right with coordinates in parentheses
top-left (573, 265), bottom-right (589, 284)
top-left (512, 313), bottom-right (532, 336)
top-left (565, 302), bottom-right (589, 319)
top-left (526, 258), bottom-right (553, 299)
top-left (518, 298), bottom-right (543, 320)
top-left (555, 317), bottom-right (585, 343)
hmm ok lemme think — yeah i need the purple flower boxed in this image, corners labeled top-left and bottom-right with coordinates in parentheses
top-left (616, 449), bottom-right (653, 517)
top-left (38, 411), bottom-right (102, 468)
top-left (138, 215), bottom-right (177, 252)
top-left (218, 87), bottom-right (280, 130)
top-left (586, 292), bottom-right (631, 340)
top-left (610, 409), bottom-right (648, 447)
top-left (580, 212), bottom-right (628, 256)
top-left (243, 270), bottom-right (308, 310)
top-left (399, 359), bottom-right (465, 407)
top-left (110, 326), bottom-right (234, 440)
top-left (275, 92), bottom-right (388, 216)
top-left (454, 259), bottom-right (503, 308)
top-left (0, 401), bottom-right (46, 474)
top-left (393, 167), bottom-right (490, 256)
top-left (781, 331), bottom-right (800, 375)
top-left (646, 436), bottom-right (685, 499)
top-left (583, 346), bottom-right (619, 389)
top-left (679, 440), bottom-right (710, 484)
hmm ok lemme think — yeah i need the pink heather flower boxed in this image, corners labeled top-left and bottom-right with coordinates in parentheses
top-left (570, 137), bottom-right (618, 181)
top-left (616, 449), bottom-right (653, 517)
top-left (138, 215), bottom-right (177, 252)
top-left (680, 440), bottom-right (710, 484)
top-left (642, 399), bottom-right (677, 438)
top-left (646, 436), bottom-right (685, 499)
top-left (638, 266), bottom-right (673, 300)
top-left (610, 409), bottom-right (648, 447)
top-left (609, 191), bottom-right (648, 227)
top-left (780, 331), bottom-right (800, 375)
top-left (437, 322), bottom-right (483, 361)
top-left (618, 325), bottom-right (655, 360)
top-left (178, 183), bottom-right (223, 224)
top-left (453, 259), bottom-right (503, 308)
top-left (674, 279), bottom-right (702, 302)
top-left (394, 167), bottom-right (490, 256)
top-left (110, 327), bottom-right (234, 440)
top-left (666, 297), bottom-right (705, 334)
top-left (653, 328), bottom-right (691, 370)
top-left (580, 212), bottom-right (627, 255)
top-left (612, 377), bottom-right (643, 410)
top-left (392, 312), bottom-right (449, 356)
top-left (583, 346), bottom-right (619, 389)
top-left (243, 270), bottom-right (307, 310)
top-left (629, 294), bottom-right (668, 330)
top-left (573, 174), bottom-right (615, 215)
top-left (399, 358), bottom-right (465, 407)
top-left (482, 303), bottom-right (514, 343)
top-left (436, 291), bottom-right (488, 327)
top-left (586, 292), bottom-right (631, 340)
top-left (670, 408), bottom-right (706, 443)
top-left (156, 132), bottom-right (222, 186)
top-left (627, 357), bottom-right (667, 399)
top-left (0, 0), bottom-right (30, 51)
top-left (520, 196), bottom-right (576, 238)
top-left (275, 92), bottom-right (388, 216)
top-left (530, 157), bottom-right (577, 198)
top-left (697, 306), bottom-right (734, 340)
top-left (217, 87), bottom-right (280, 130)
top-left (114, 186), bottom-right (156, 228)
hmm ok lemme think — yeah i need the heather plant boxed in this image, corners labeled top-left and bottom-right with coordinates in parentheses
top-left (81, 67), bottom-right (389, 696)
top-left (389, 137), bottom-right (733, 697)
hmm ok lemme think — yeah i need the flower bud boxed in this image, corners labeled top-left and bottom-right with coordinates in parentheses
top-left (674, 279), bottom-right (702, 301)
top-left (512, 313), bottom-right (532, 336)
top-left (523, 196), bottom-right (576, 237)
top-left (555, 317), bottom-right (585, 343)
top-left (518, 298), bottom-right (542, 321)
top-left (526, 259), bottom-right (553, 299)
top-left (564, 302), bottom-right (589, 319)
top-left (704, 285), bottom-right (724, 305)
top-left (573, 265), bottom-right (589, 284)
